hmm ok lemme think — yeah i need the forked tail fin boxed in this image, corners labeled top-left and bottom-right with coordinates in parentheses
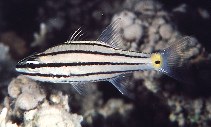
top-left (153, 36), bottom-right (196, 83)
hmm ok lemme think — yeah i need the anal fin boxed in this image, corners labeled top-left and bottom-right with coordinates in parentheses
top-left (108, 73), bottom-right (134, 98)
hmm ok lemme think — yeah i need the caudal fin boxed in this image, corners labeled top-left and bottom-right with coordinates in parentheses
top-left (158, 36), bottom-right (196, 83)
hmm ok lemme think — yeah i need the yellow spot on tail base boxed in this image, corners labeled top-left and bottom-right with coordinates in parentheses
top-left (151, 53), bottom-right (162, 69)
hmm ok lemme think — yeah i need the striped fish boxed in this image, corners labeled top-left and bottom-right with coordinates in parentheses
top-left (16, 19), bottom-right (192, 95)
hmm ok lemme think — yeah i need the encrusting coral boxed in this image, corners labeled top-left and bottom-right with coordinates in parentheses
top-left (2, 76), bottom-right (83, 127)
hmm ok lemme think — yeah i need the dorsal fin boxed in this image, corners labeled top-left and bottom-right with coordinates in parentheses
top-left (97, 18), bottom-right (124, 49)
top-left (65, 27), bottom-right (84, 44)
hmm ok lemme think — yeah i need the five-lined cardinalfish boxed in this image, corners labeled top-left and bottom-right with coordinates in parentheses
top-left (16, 19), bottom-right (193, 95)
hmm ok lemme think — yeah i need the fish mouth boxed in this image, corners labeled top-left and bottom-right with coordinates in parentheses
top-left (16, 58), bottom-right (27, 69)
top-left (16, 63), bottom-right (25, 69)
top-left (15, 61), bottom-right (26, 72)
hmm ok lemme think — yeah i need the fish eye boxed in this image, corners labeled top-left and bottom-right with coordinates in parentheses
top-left (25, 60), bottom-right (39, 69)
top-left (155, 61), bottom-right (160, 64)
top-left (25, 63), bottom-right (35, 69)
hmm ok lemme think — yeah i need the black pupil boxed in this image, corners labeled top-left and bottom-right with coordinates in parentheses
top-left (27, 63), bottom-right (35, 69)
top-left (155, 61), bottom-right (160, 64)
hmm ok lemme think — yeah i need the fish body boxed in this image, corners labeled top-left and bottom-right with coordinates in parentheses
top-left (16, 19), bottom-right (192, 95)
top-left (16, 41), bottom-right (153, 83)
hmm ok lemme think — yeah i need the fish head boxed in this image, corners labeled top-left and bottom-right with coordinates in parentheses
top-left (16, 55), bottom-right (40, 74)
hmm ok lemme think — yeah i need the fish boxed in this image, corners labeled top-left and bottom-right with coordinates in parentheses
top-left (16, 19), bottom-right (193, 95)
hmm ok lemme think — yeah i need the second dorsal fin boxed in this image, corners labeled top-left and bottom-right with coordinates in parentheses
top-left (97, 18), bottom-right (124, 49)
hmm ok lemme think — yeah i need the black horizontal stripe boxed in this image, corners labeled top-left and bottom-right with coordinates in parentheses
top-left (36, 50), bottom-right (149, 59)
top-left (63, 42), bottom-right (148, 55)
top-left (17, 42), bottom-right (149, 66)
top-left (66, 42), bottom-right (112, 48)
top-left (16, 62), bottom-right (145, 69)
top-left (19, 70), bottom-right (135, 78)
top-left (18, 42), bottom-right (108, 64)
top-left (49, 42), bottom-right (127, 52)
top-left (36, 42), bottom-right (149, 58)
top-left (17, 54), bottom-right (37, 65)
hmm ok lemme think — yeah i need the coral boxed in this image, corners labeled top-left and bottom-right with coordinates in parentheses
top-left (0, 32), bottom-right (27, 59)
top-left (159, 24), bottom-right (174, 39)
top-left (122, 23), bottom-right (144, 43)
top-left (8, 75), bottom-right (46, 110)
top-left (24, 102), bottom-right (83, 127)
top-left (83, 99), bottom-right (134, 126)
top-left (0, 108), bottom-right (18, 127)
top-left (0, 43), bottom-right (10, 61)
top-left (166, 93), bottom-right (211, 127)
top-left (31, 23), bottom-right (48, 47)
top-left (4, 76), bottom-right (83, 127)
top-left (0, 42), bottom-right (16, 91)
top-left (99, 99), bottom-right (133, 117)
